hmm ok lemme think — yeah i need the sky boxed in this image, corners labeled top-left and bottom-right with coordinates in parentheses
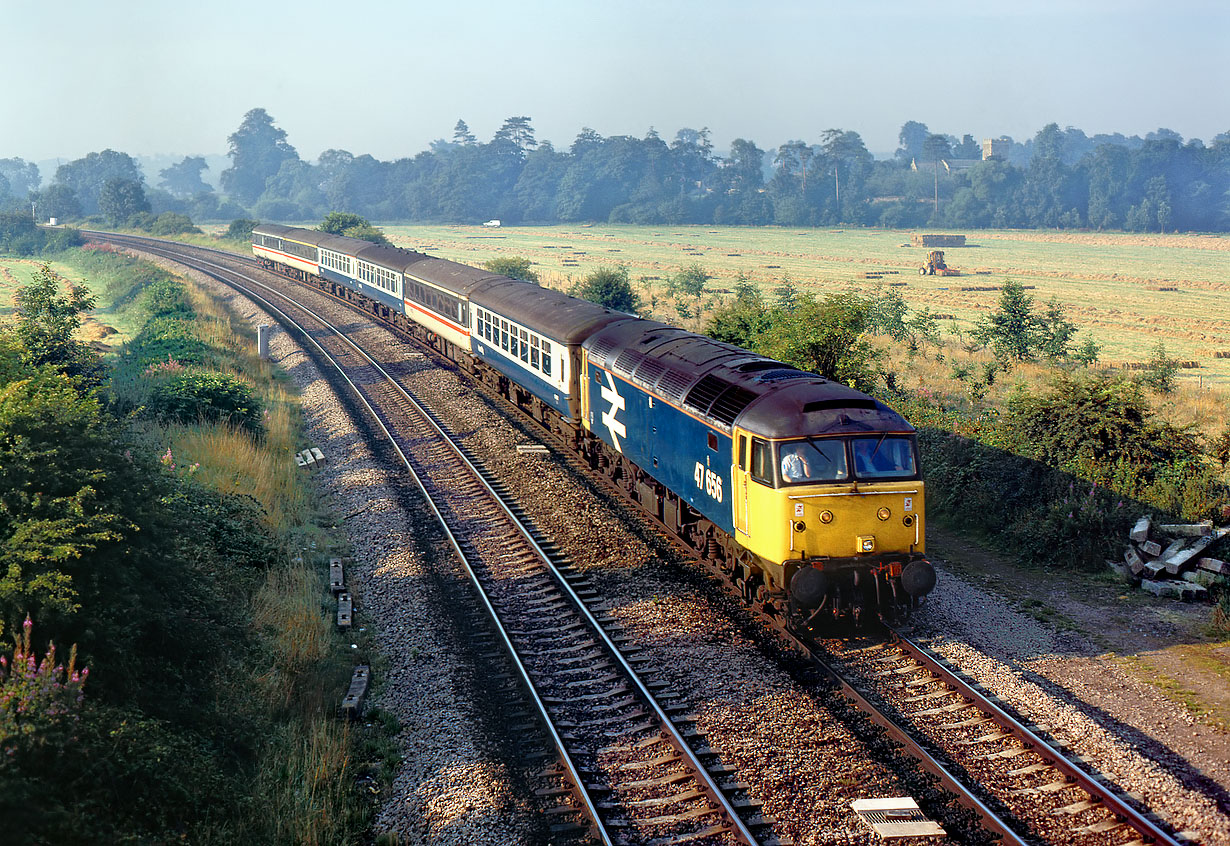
top-left (4, 0), bottom-right (1228, 171)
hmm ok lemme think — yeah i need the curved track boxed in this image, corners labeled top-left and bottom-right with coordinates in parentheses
top-left (87, 231), bottom-right (1188, 846)
top-left (88, 232), bottom-right (775, 846)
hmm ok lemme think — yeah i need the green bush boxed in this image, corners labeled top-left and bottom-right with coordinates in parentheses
top-left (148, 212), bottom-right (202, 236)
top-left (139, 277), bottom-right (194, 320)
top-left (147, 372), bottom-right (265, 437)
top-left (225, 218), bottom-right (259, 241)
top-left (126, 315), bottom-right (209, 368)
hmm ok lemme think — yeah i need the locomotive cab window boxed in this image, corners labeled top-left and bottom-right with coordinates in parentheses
top-left (707, 432), bottom-right (718, 452)
top-left (778, 438), bottom-right (849, 485)
top-left (737, 435), bottom-right (747, 470)
top-left (851, 436), bottom-right (917, 480)
top-left (749, 438), bottom-right (772, 484)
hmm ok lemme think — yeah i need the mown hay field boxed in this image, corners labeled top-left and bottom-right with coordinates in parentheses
top-left (380, 224), bottom-right (1230, 389)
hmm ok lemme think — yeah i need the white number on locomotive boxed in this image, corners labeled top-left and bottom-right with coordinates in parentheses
top-left (693, 462), bottom-right (723, 503)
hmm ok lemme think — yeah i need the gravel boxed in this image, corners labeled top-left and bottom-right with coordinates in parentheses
top-left (181, 254), bottom-right (1225, 846)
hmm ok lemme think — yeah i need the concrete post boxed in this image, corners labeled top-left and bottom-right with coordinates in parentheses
top-left (257, 324), bottom-right (271, 360)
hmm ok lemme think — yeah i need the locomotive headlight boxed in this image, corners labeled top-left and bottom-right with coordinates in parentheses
top-left (877, 507), bottom-right (891, 521)
top-left (794, 521), bottom-right (806, 533)
top-left (857, 535), bottom-right (876, 553)
top-left (819, 510), bottom-right (834, 524)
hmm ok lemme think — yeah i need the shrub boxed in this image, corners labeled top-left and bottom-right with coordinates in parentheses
top-left (148, 212), bottom-right (201, 236)
top-left (225, 218), bottom-right (259, 241)
top-left (147, 372), bottom-right (265, 437)
top-left (483, 256), bottom-right (539, 284)
top-left (138, 278), bottom-right (193, 320)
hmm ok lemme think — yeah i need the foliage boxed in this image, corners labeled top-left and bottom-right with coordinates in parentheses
top-left (99, 178), bottom-right (151, 225)
top-left (974, 278), bottom-right (1045, 362)
top-left (703, 278), bottom-right (771, 349)
top-left (0, 616), bottom-right (88, 756)
top-left (484, 255), bottom-right (539, 284)
top-left (225, 217), bottom-right (260, 240)
top-left (319, 211), bottom-right (391, 246)
top-left (757, 293), bottom-right (883, 392)
top-left (13, 264), bottom-right (105, 387)
top-left (0, 213), bottom-right (82, 255)
top-left (667, 262), bottom-right (708, 296)
top-left (52, 150), bottom-right (144, 216)
top-left (221, 108), bottom-right (300, 206)
top-left (147, 212), bottom-right (202, 236)
top-left (1003, 373), bottom-right (1200, 470)
top-left (570, 264), bottom-right (641, 313)
top-left (158, 156), bottom-right (211, 198)
top-left (146, 372), bottom-right (266, 437)
top-left (1138, 342), bottom-right (1180, 393)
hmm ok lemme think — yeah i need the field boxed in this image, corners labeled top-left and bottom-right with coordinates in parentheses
top-left (0, 255), bottom-right (145, 350)
top-left (377, 224), bottom-right (1230, 389)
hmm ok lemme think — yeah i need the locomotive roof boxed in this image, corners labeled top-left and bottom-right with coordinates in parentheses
top-left (584, 318), bottom-right (913, 437)
top-left (473, 279), bottom-right (635, 344)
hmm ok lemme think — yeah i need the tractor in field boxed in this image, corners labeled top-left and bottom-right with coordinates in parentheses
top-left (919, 250), bottom-right (960, 276)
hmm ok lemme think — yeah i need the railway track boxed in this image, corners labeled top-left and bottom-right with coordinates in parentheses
top-left (86, 231), bottom-right (1191, 846)
top-left (88, 232), bottom-right (777, 845)
top-left (812, 629), bottom-right (1186, 846)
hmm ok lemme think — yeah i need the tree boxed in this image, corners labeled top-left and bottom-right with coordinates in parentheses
top-left (0, 159), bottom-right (40, 197)
top-left (53, 150), bottom-right (143, 216)
top-left (158, 156), bottom-right (210, 198)
top-left (703, 278), bottom-right (770, 348)
top-left (974, 278), bottom-right (1045, 362)
top-left (484, 256), bottom-right (539, 284)
top-left (453, 120), bottom-right (477, 146)
top-left (98, 178), bottom-right (150, 225)
top-left (667, 263), bottom-right (707, 296)
top-left (319, 211), bottom-right (369, 234)
top-left (570, 265), bottom-right (640, 313)
top-left (14, 265), bottom-right (104, 387)
top-left (896, 121), bottom-right (929, 164)
top-left (1038, 297), bottom-right (1077, 360)
top-left (34, 185), bottom-right (80, 221)
top-left (318, 211), bottom-right (391, 245)
top-left (225, 218), bottom-right (259, 240)
top-left (757, 293), bottom-right (882, 392)
top-left (220, 108), bottom-right (299, 206)
top-left (492, 116), bottom-right (537, 158)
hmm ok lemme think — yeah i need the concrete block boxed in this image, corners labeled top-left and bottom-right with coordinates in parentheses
top-left (1140, 540), bottom-right (1163, 557)
top-left (1107, 559), bottom-right (1139, 584)
top-left (340, 665), bottom-right (370, 720)
top-left (1129, 516), bottom-right (1151, 542)
top-left (329, 558), bottom-right (345, 594)
top-left (1124, 546), bottom-right (1147, 575)
top-left (1158, 521), bottom-right (1213, 537)
top-left (310, 447), bottom-right (325, 464)
top-left (337, 592), bottom-right (353, 629)
top-left (1198, 557), bottom-right (1229, 576)
top-left (1164, 536), bottom-right (1214, 574)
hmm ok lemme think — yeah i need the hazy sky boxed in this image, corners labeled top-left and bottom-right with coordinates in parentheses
top-left (5, 0), bottom-right (1228, 166)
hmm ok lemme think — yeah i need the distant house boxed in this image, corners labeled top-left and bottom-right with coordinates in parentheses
top-left (982, 137), bottom-right (1012, 160)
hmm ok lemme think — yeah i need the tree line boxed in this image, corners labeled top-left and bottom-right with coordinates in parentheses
top-left (3, 109), bottom-right (1229, 231)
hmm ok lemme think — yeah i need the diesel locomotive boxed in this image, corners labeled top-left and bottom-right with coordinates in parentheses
top-left (252, 223), bottom-right (936, 628)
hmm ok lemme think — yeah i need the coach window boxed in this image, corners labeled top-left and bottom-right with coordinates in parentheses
top-left (541, 341), bottom-right (552, 376)
top-left (530, 336), bottom-right (540, 369)
top-left (500, 320), bottom-right (509, 351)
top-left (750, 438), bottom-right (772, 484)
top-left (519, 329), bottom-right (529, 363)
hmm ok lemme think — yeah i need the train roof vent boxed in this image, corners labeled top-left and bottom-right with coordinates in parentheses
top-left (736, 360), bottom-right (788, 373)
top-left (683, 374), bottom-right (731, 414)
top-left (802, 398), bottom-right (879, 413)
top-left (588, 336), bottom-right (621, 363)
top-left (755, 368), bottom-right (809, 383)
top-left (613, 348), bottom-right (645, 375)
top-left (709, 385), bottom-right (758, 426)
top-left (633, 357), bottom-right (668, 388)
top-left (656, 369), bottom-right (694, 403)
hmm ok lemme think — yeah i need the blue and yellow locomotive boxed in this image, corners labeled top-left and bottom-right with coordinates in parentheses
top-left (252, 223), bottom-right (936, 627)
